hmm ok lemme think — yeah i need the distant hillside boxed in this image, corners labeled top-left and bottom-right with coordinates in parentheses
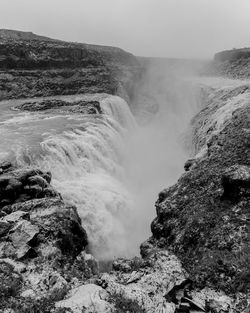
top-left (214, 48), bottom-right (250, 79)
top-left (0, 29), bottom-right (138, 67)
top-left (0, 29), bottom-right (56, 42)
top-left (0, 29), bottom-right (141, 101)
top-left (214, 48), bottom-right (250, 62)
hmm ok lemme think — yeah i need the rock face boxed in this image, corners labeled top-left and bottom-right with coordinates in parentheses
top-left (147, 82), bottom-right (250, 303)
top-left (15, 98), bottom-right (102, 114)
top-left (0, 163), bottom-right (88, 260)
top-left (0, 162), bottom-right (91, 311)
top-left (0, 29), bottom-right (141, 102)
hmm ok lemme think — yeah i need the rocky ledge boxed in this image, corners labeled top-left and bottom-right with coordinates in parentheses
top-left (0, 162), bottom-right (99, 312)
top-left (15, 99), bottom-right (102, 114)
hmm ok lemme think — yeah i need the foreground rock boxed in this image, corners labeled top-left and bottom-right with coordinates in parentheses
top-left (0, 163), bottom-right (92, 312)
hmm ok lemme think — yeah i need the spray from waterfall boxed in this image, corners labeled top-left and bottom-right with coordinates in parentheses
top-left (0, 60), bottom-right (203, 261)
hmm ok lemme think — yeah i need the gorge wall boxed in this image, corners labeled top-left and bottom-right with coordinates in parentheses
top-left (0, 29), bottom-right (141, 102)
top-left (0, 32), bottom-right (249, 313)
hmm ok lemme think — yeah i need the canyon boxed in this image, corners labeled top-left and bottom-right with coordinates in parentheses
top-left (0, 30), bottom-right (249, 313)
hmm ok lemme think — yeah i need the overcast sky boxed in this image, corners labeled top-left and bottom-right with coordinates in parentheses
top-left (1, 0), bottom-right (250, 59)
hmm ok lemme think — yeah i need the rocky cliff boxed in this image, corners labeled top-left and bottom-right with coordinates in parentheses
top-left (147, 83), bottom-right (250, 296)
top-left (0, 29), bottom-right (141, 102)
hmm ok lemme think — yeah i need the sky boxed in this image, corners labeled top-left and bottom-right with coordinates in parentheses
top-left (1, 0), bottom-right (250, 59)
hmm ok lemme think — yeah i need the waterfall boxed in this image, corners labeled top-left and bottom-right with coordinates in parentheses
top-left (0, 60), bottom-right (207, 261)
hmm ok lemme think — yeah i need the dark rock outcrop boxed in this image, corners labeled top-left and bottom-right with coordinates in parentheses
top-left (0, 163), bottom-right (88, 261)
top-left (16, 98), bottom-right (102, 114)
top-left (0, 163), bottom-right (91, 311)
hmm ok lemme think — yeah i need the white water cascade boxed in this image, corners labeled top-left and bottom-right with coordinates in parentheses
top-left (37, 96), bottom-right (138, 259)
top-left (0, 60), bottom-right (204, 261)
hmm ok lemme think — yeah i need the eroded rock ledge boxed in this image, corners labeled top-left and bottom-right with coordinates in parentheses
top-left (0, 162), bottom-right (95, 312)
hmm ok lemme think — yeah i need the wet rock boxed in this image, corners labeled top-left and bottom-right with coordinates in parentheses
top-left (0, 166), bottom-right (60, 209)
top-left (16, 99), bottom-right (103, 115)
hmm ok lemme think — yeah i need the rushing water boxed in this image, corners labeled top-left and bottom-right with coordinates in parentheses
top-left (0, 61), bottom-right (203, 260)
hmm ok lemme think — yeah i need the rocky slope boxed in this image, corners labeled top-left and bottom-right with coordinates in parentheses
top-left (214, 48), bottom-right (250, 79)
top-left (0, 162), bottom-right (95, 312)
top-left (0, 29), bottom-right (141, 102)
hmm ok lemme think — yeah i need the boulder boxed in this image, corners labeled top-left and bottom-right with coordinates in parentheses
top-left (100, 250), bottom-right (188, 313)
top-left (56, 284), bottom-right (111, 313)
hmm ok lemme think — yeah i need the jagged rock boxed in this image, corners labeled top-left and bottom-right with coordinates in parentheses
top-left (0, 166), bottom-right (58, 209)
top-left (22, 267), bottom-right (69, 300)
top-left (2, 210), bottom-right (29, 223)
top-left (56, 284), bottom-right (111, 313)
top-left (0, 163), bottom-right (89, 311)
top-left (9, 220), bottom-right (39, 249)
top-left (99, 250), bottom-right (187, 312)
top-left (221, 164), bottom-right (250, 201)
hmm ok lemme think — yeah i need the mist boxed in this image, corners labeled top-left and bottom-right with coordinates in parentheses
top-left (118, 59), bottom-right (202, 254)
